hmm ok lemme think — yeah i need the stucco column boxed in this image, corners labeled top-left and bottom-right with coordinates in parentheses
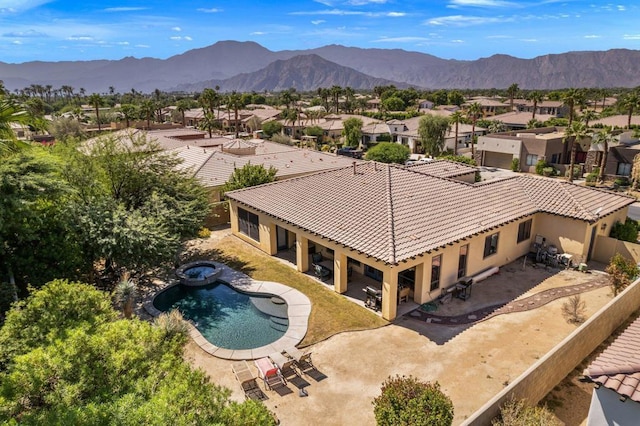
top-left (262, 222), bottom-right (278, 255)
top-left (334, 251), bottom-right (348, 294)
top-left (381, 268), bottom-right (398, 321)
top-left (296, 236), bottom-right (309, 272)
top-left (229, 202), bottom-right (239, 233)
top-left (413, 263), bottom-right (426, 304)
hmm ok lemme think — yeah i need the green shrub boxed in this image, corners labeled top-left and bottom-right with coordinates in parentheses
top-left (565, 165), bottom-right (582, 180)
top-left (510, 158), bottom-right (520, 172)
top-left (365, 142), bottom-right (411, 164)
top-left (585, 172), bottom-right (598, 183)
top-left (373, 375), bottom-right (454, 426)
top-left (437, 155), bottom-right (477, 166)
top-left (377, 133), bottom-right (392, 142)
top-left (535, 159), bottom-right (549, 175)
top-left (615, 177), bottom-right (630, 187)
top-left (610, 219), bottom-right (639, 242)
top-left (606, 253), bottom-right (639, 296)
top-left (542, 167), bottom-right (554, 177)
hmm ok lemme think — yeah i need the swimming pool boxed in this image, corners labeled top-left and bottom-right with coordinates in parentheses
top-left (153, 281), bottom-right (289, 350)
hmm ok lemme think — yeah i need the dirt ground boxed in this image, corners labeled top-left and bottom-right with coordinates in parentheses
top-left (181, 231), bottom-right (615, 426)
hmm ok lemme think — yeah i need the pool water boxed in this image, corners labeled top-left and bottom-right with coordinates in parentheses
top-left (153, 282), bottom-right (288, 350)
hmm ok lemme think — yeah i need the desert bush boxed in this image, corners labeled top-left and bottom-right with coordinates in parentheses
top-left (535, 159), bottom-right (549, 175)
top-left (197, 227), bottom-right (212, 239)
top-left (606, 253), bottom-right (639, 296)
top-left (492, 398), bottom-right (560, 426)
top-left (154, 309), bottom-right (190, 339)
top-left (372, 375), bottom-right (453, 426)
top-left (510, 158), bottom-right (520, 172)
top-left (562, 295), bottom-right (586, 324)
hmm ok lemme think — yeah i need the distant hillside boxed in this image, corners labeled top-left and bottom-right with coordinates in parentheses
top-left (2, 41), bottom-right (640, 92)
top-left (174, 54), bottom-right (405, 92)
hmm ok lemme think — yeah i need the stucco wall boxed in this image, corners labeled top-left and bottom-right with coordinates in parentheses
top-left (462, 277), bottom-right (640, 426)
top-left (477, 136), bottom-right (522, 157)
top-left (593, 236), bottom-right (640, 265)
top-left (533, 213), bottom-right (589, 259)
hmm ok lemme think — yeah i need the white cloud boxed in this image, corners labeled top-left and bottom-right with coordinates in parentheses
top-left (313, 0), bottom-right (333, 5)
top-left (135, 44), bottom-right (150, 48)
top-left (170, 36), bottom-right (181, 40)
top-left (584, 35), bottom-right (601, 39)
top-left (623, 34), bottom-right (640, 40)
top-left (519, 38), bottom-right (538, 42)
top-left (170, 36), bottom-right (192, 41)
top-left (448, 0), bottom-right (515, 7)
top-left (172, 26), bottom-right (182, 32)
top-left (451, 39), bottom-right (464, 43)
top-left (251, 31), bottom-right (267, 35)
top-left (197, 7), bottom-right (222, 13)
top-left (486, 34), bottom-right (512, 39)
top-left (2, 29), bottom-right (47, 37)
top-left (0, 0), bottom-right (52, 14)
top-left (104, 7), bottom-right (148, 12)
top-left (427, 15), bottom-right (512, 26)
top-left (292, 8), bottom-right (399, 17)
top-left (373, 36), bottom-right (432, 43)
top-left (347, 0), bottom-right (388, 4)
top-left (116, 41), bottom-right (130, 45)
top-left (618, 5), bottom-right (626, 11)
top-left (67, 35), bottom-right (94, 41)
top-left (12, 40), bottom-right (22, 44)
top-left (311, 20), bottom-right (325, 25)
top-left (387, 12), bottom-right (406, 17)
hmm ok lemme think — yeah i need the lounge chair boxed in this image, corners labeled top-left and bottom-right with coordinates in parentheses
top-left (296, 352), bottom-right (315, 375)
top-left (232, 361), bottom-right (265, 400)
top-left (283, 346), bottom-right (305, 362)
top-left (254, 357), bottom-right (286, 391)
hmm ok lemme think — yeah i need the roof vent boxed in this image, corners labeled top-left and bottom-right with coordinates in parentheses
top-left (353, 161), bottom-right (357, 175)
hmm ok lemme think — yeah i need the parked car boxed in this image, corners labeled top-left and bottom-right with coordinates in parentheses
top-left (336, 147), bottom-right (363, 159)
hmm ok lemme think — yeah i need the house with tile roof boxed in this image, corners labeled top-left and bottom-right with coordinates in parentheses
top-left (388, 116), bottom-right (486, 154)
top-left (583, 315), bottom-right (640, 425)
top-left (226, 162), bottom-right (632, 320)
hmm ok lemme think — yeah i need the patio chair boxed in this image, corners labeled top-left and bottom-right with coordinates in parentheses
top-left (283, 346), bottom-right (304, 362)
top-left (255, 357), bottom-right (286, 391)
top-left (295, 352), bottom-right (315, 375)
top-left (232, 361), bottom-right (265, 400)
top-left (313, 263), bottom-right (331, 281)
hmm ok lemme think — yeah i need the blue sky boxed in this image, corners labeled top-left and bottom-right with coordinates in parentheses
top-left (1, 0), bottom-right (638, 63)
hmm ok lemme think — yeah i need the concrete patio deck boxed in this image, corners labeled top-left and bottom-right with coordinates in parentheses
top-left (184, 260), bottom-right (614, 425)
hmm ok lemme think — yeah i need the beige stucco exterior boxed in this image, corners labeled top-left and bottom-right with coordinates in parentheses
top-left (229, 200), bottom-right (629, 321)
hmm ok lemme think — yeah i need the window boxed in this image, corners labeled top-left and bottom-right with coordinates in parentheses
top-left (237, 207), bottom-right (259, 241)
top-left (525, 154), bottom-right (538, 166)
top-left (517, 219), bottom-right (532, 243)
top-left (550, 153), bottom-right (560, 164)
top-left (430, 255), bottom-right (442, 291)
top-left (617, 163), bottom-right (632, 176)
top-left (457, 245), bottom-right (468, 279)
top-left (483, 233), bottom-right (499, 258)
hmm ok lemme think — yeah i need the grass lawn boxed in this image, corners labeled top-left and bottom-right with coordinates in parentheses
top-left (181, 235), bottom-right (388, 346)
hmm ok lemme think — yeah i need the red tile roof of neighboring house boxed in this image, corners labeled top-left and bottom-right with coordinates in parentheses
top-left (408, 160), bottom-right (477, 178)
top-left (227, 162), bottom-right (632, 264)
top-left (583, 316), bottom-right (640, 403)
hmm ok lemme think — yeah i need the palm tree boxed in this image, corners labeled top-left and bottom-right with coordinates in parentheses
top-left (198, 111), bottom-right (219, 138)
top-left (88, 93), bottom-right (103, 131)
top-left (562, 88), bottom-right (583, 125)
top-left (139, 99), bottom-right (155, 129)
top-left (330, 85), bottom-right (343, 114)
top-left (466, 102), bottom-right (483, 157)
top-left (175, 99), bottom-right (190, 127)
top-left (449, 110), bottom-right (464, 156)
top-left (227, 91), bottom-right (243, 138)
top-left (527, 91), bottom-right (543, 120)
top-left (563, 121), bottom-right (589, 182)
top-left (620, 92), bottom-right (640, 129)
top-left (580, 110), bottom-right (599, 127)
top-left (593, 126), bottom-right (614, 182)
top-left (0, 98), bottom-right (31, 157)
top-left (119, 103), bottom-right (137, 128)
top-left (317, 87), bottom-right (330, 112)
top-left (506, 83), bottom-right (519, 111)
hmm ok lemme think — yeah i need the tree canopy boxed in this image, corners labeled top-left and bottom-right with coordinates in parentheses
top-left (418, 114), bottom-right (450, 157)
top-left (342, 117), bottom-right (363, 148)
top-left (365, 142), bottom-right (410, 164)
top-left (0, 280), bottom-right (276, 425)
top-left (221, 163), bottom-right (278, 195)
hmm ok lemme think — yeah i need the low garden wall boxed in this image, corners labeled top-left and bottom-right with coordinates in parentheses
top-left (593, 235), bottom-right (640, 264)
top-left (462, 276), bottom-right (640, 426)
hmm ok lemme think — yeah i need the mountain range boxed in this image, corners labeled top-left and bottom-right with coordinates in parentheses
top-left (1, 40), bottom-right (640, 93)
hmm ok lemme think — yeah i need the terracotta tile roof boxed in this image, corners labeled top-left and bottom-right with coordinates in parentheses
top-left (593, 115), bottom-right (640, 128)
top-left (227, 163), bottom-right (633, 264)
top-left (584, 316), bottom-right (640, 403)
top-left (487, 111), bottom-right (557, 126)
top-left (408, 160), bottom-right (477, 178)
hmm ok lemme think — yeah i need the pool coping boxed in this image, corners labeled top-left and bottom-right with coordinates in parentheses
top-left (143, 261), bottom-right (311, 361)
